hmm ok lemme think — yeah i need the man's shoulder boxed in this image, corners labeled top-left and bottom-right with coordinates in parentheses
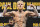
top-left (11, 11), bottom-right (16, 13)
top-left (12, 11), bottom-right (16, 12)
top-left (25, 11), bottom-right (30, 12)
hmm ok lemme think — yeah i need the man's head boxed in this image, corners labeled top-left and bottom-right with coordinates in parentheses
top-left (17, 0), bottom-right (24, 10)
top-left (9, 18), bottom-right (14, 25)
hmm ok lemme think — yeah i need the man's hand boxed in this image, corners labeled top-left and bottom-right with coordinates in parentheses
top-left (5, 4), bottom-right (11, 8)
top-left (7, 4), bottom-right (11, 7)
top-left (30, 4), bottom-right (34, 7)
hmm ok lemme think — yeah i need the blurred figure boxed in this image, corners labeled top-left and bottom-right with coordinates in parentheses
top-left (3, 0), bottom-right (38, 27)
top-left (4, 18), bottom-right (15, 27)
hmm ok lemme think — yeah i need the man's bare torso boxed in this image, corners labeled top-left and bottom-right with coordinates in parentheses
top-left (13, 11), bottom-right (28, 27)
top-left (3, 3), bottom-right (38, 27)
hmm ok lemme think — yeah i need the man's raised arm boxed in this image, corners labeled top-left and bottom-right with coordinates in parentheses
top-left (25, 4), bottom-right (39, 16)
top-left (30, 4), bottom-right (39, 16)
top-left (3, 4), bottom-right (13, 17)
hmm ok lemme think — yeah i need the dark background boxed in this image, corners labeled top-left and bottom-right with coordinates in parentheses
top-left (0, 0), bottom-right (40, 2)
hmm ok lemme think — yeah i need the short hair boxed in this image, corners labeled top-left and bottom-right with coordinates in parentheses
top-left (9, 18), bottom-right (13, 21)
top-left (17, 0), bottom-right (24, 4)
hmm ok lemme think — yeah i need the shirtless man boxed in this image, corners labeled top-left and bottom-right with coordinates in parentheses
top-left (3, 0), bottom-right (38, 27)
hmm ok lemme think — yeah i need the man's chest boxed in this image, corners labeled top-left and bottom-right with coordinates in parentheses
top-left (15, 12), bottom-right (26, 17)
